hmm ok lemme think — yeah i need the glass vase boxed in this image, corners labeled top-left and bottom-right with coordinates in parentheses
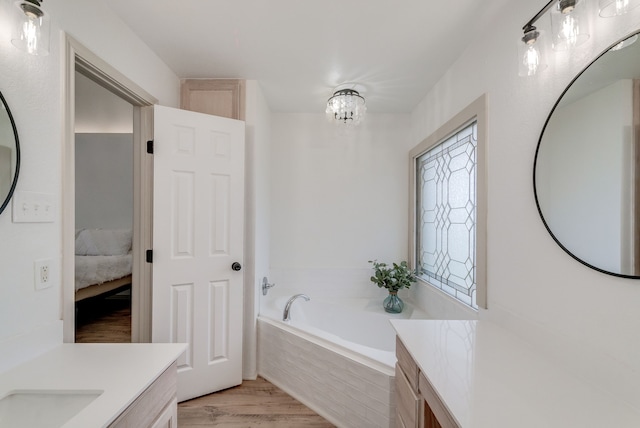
top-left (383, 292), bottom-right (404, 313)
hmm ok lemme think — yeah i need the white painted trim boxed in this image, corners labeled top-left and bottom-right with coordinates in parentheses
top-left (132, 106), bottom-right (154, 343)
top-left (409, 94), bottom-right (488, 310)
top-left (61, 34), bottom-right (157, 343)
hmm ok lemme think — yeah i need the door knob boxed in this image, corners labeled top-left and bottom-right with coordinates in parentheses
top-left (231, 262), bottom-right (242, 271)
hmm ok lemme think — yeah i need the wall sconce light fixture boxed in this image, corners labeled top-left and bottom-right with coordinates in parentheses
top-left (519, 0), bottom-right (638, 76)
top-left (326, 88), bottom-right (366, 126)
top-left (11, 0), bottom-right (50, 56)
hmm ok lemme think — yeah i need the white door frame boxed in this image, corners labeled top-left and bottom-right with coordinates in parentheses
top-left (61, 34), bottom-right (157, 343)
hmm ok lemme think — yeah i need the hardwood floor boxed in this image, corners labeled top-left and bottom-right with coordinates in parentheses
top-left (178, 377), bottom-right (335, 427)
top-left (75, 300), bottom-right (332, 426)
top-left (75, 296), bottom-right (131, 343)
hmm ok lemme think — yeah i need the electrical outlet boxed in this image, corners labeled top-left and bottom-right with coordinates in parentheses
top-left (40, 264), bottom-right (49, 283)
top-left (34, 259), bottom-right (53, 290)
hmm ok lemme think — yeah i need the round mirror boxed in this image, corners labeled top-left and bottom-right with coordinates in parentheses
top-left (534, 31), bottom-right (640, 278)
top-left (0, 91), bottom-right (19, 216)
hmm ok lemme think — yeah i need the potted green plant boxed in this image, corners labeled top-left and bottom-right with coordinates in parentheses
top-left (368, 260), bottom-right (417, 313)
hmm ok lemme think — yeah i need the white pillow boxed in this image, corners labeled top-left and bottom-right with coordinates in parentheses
top-left (75, 228), bottom-right (132, 256)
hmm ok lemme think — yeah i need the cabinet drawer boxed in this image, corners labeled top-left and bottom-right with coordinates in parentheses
top-left (396, 364), bottom-right (419, 428)
top-left (396, 336), bottom-right (420, 391)
top-left (109, 363), bottom-right (177, 427)
top-left (419, 372), bottom-right (459, 428)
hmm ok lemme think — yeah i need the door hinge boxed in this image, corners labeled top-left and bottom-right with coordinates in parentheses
top-left (146, 249), bottom-right (153, 263)
top-left (146, 140), bottom-right (154, 154)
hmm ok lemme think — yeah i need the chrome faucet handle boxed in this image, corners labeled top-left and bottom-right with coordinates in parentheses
top-left (262, 277), bottom-right (276, 296)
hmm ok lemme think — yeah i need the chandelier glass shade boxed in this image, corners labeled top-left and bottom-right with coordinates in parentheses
top-left (326, 89), bottom-right (366, 125)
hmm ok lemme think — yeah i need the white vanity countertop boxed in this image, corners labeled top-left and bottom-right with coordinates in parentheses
top-left (0, 343), bottom-right (186, 427)
top-left (391, 319), bottom-right (640, 428)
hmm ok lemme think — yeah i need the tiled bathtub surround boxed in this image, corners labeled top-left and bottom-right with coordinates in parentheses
top-left (258, 270), bottom-right (431, 427)
top-left (258, 317), bottom-right (395, 428)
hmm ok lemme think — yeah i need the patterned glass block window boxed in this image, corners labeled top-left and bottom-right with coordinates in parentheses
top-left (416, 121), bottom-right (477, 309)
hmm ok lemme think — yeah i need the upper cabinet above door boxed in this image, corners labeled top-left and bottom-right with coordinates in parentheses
top-left (180, 79), bottom-right (245, 121)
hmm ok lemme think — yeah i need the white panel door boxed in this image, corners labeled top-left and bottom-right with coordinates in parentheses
top-left (152, 105), bottom-right (245, 402)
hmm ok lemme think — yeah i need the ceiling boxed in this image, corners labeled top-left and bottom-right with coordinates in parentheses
top-left (105, 0), bottom-right (511, 114)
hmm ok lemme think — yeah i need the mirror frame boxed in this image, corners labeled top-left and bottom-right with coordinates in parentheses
top-left (533, 31), bottom-right (640, 279)
top-left (0, 90), bottom-right (19, 217)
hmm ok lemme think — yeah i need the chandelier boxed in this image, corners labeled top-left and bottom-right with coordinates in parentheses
top-left (326, 89), bottom-right (366, 125)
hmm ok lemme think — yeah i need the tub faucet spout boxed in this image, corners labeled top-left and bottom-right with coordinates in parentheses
top-left (283, 294), bottom-right (310, 321)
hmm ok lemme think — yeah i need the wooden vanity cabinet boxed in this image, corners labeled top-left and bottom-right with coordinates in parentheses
top-left (395, 338), bottom-right (459, 428)
top-left (109, 362), bottom-right (178, 427)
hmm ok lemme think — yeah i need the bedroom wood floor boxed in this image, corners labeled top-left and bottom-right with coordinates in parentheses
top-left (75, 297), bottom-right (131, 343)
top-left (74, 299), bottom-right (334, 426)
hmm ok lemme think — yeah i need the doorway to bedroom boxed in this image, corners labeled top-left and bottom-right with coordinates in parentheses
top-left (73, 71), bottom-right (135, 343)
top-left (62, 35), bottom-right (156, 345)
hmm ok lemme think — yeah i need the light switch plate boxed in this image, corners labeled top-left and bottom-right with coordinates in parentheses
top-left (12, 191), bottom-right (56, 223)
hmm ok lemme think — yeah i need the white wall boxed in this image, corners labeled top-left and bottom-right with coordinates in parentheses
top-left (75, 72), bottom-right (134, 133)
top-left (0, 0), bottom-right (179, 372)
top-left (269, 113), bottom-right (413, 298)
top-left (538, 80), bottom-right (632, 274)
top-left (75, 133), bottom-right (133, 230)
top-left (410, 0), bottom-right (640, 405)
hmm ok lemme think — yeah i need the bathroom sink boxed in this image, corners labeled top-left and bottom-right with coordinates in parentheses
top-left (0, 390), bottom-right (103, 428)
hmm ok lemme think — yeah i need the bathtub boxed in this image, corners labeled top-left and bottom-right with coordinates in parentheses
top-left (257, 293), bottom-right (430, 428)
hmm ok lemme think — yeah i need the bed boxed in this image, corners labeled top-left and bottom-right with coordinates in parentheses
top-left (74, 228), bottom-right (133, 302)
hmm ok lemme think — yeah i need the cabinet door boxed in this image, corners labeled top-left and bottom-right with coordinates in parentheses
top-left (181, 79), bottom-right (245, 120)
top-left (396, 337), bottom-right (420, 390)
top-left (396, 364), bottom-right (420, 428)
top-left (151, 398), bottom-right (178, 428)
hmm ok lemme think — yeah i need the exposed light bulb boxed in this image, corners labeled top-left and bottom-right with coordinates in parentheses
top-left (523, 45), bottom-right (541, 76)
top-left (559, 14), bottom-right (579, 47)
top-left (21, 16), bottom-right (41, 54)
top-left (519, 27), bottom-right (547, 77)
